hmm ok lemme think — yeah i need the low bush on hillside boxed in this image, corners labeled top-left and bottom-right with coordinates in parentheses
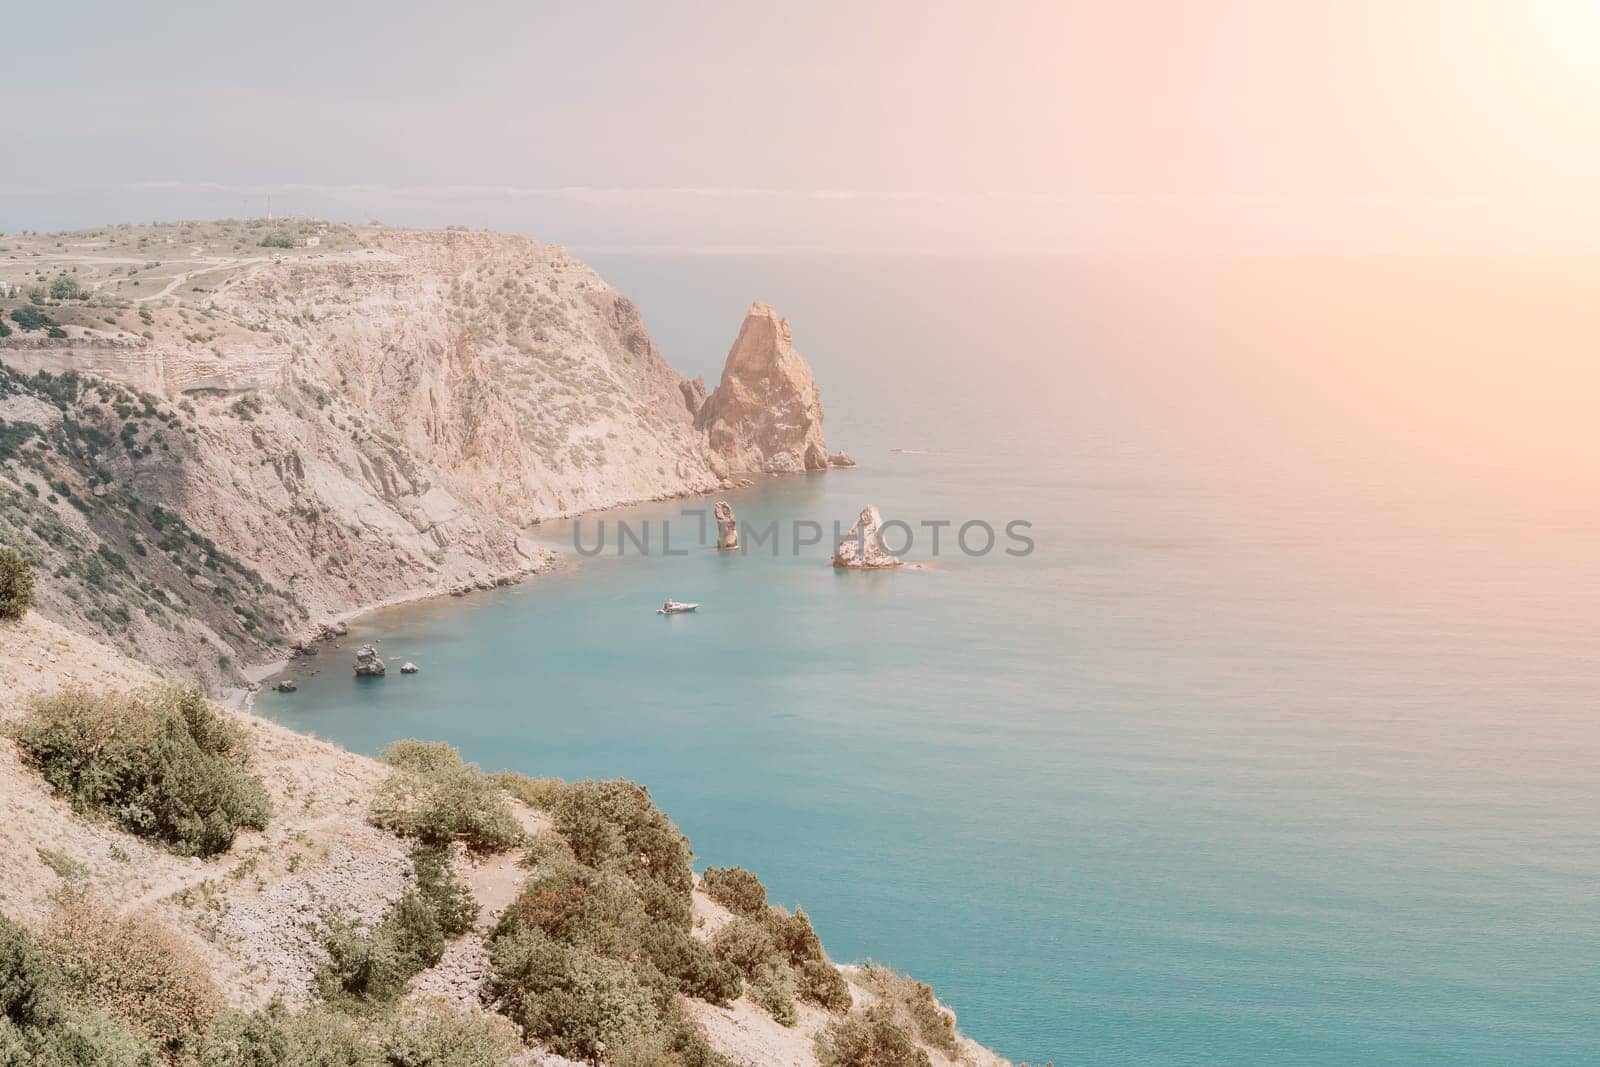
top-left (0, 912), bottom-right (159, 1065)
top-left (854, 965), bottom-right (958, 1055)
top-left (554, 779), bottom-right (694, 925)
top-left (315, 892), bottom-right (443, 1010)
top-left (43, 893), bottom-right (221, 1054)
top-left (314, 842), bottom-right (479, 1010)
top-left (485, 926), bottom-right (662, 1061)
top-left (485, 778), bottom-right (737, 1065)
top-left (490, 769), bottom-right (568, 810)
top-left (705, 866), bottom-right (852, 1023)
top-left (9, 306), bottom-right (57, 332)
top-left (816, 1005), bottom-right (932, 1067)
top-left (411, 843), bottom-right (478, 937)
top-left (0, 545), bottom-right (34, 620)
top-left (368, 741), bottom-right (522, 853)
top-left (194, 1000), bottom-right (371, 1066)
top-left (195, 996), bottom-right (521, 1066)
top-left (15, 684), bottom-right (270, 856)
top-left (701, 866), bottom-right (767, 916)
top-left (257, 232), bottom-right (294, 249)
top-left (49, 276), bottom-right (86, 301)
top-left (377, 997), bottom-right (524, 1067)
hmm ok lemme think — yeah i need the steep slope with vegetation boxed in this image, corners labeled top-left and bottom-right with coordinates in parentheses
top-left (0, 609), bottom-right (1012, 1066)
top-left (0, 361), bottom-right (531, 687)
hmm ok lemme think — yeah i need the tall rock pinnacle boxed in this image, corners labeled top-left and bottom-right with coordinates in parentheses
top-left (696, 302), bottom-right (831, 476)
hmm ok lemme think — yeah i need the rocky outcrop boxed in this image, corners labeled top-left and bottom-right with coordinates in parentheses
top-left (353, 644), bottom-right (386, 676)
top-left (833, 505), bottom-right (904, 569)
top-left (714, 501), bottom-right (739, 551)
top-left (696, 302), bottom-right (830, 476)
top-left (827, 451), bottom-right (856, 468)
top-left (680, 376), bottom-right (707, 416)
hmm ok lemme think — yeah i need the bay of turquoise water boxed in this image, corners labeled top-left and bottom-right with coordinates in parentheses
top-left (259, 254), bottom-right (1600, 1064)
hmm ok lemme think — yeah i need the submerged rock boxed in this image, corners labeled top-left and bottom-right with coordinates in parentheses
top-left (714, 501), bottom-right (739, 551)
top-left (832, 505), bottom-right (904, 569)
top-left (353, 644), bottom-right (386, 677)
top-left (274, 679), bottom-right (298, 693)
top-left (696, 302), bottom-right (832, 475)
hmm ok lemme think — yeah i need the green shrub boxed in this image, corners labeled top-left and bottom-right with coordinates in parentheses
top-left (314, 892), bottom-right (443, 1009)
top-left (857, 966), bottom-right (958, 1054)
top-left (816, 1006), bottom-right (931, 1067)
top-left (710, 907), bottom-right (850, 1021)
top-left (1, 913), bottom-right (62, 1034)
top-left (15, 685), bottom-right (269, 856)
top-left (636, 923), bottom-right (741, 1007)
top-left (797, 957), bottom-right (853, 1013)
top-left (369, 742), bottom-right (521, 854)
top-left (701, 866), bottom-right (767, 916)
top-left (378, 998), bottom-right (521, 1067)
top-left (9, 307), bottom-right (57, 333)
top-left (0, 1007), bottom-right (159, 1066)
top-left (554, 779), bottom-right (693, 925)
top-left (49, 277), bottom-right (85, 301)
top-left (750, 962), bottom-right (798, 1027)
top-left (484, 927), bottom-right (660, 1062)
top-left (489, 770), bottom-right (567, 810)
top-left (0, 547), bottom-right (34, 621)
top-left (381, 740), bottom-right (464, 777)
top-left (258, 233), bottom-right (294, 249)
top-left (710, 917), bottom-right (778, 978)
top-left (3, 912), bottom-right (161, 1064)
top-left (194, 1000), bottom-right (375, 1066)
top-left (410, 844), bottom-right (477, 937)
top-left (494, 861), bottom-right (635, 957)
top-left (44, 893), bottom-right (220, 1054)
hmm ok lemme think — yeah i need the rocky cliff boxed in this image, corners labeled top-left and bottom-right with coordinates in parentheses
top-left (0, 222), bottom-right (848, 682)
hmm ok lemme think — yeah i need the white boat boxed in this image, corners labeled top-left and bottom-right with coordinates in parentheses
top-left (657, 600), bottom-right (699, 615)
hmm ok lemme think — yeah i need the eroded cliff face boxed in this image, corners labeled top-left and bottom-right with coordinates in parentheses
top-left (696, 301), bottom-right (832, 475)
top-left (0, 224), bottom-right (848, 681)
top-left (207, 228), bottom-right (724, 522)
top-left (0, 364), bottom-right (534, 687)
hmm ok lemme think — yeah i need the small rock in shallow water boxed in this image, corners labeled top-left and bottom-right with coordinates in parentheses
top-left (353, 645), bottom-right (386, 677)
top-left (400, 662), bottom-right (419, 674)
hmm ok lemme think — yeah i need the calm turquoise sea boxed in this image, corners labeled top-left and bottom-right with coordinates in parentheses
top-left (259, 253), bottom-right (1600, 1064)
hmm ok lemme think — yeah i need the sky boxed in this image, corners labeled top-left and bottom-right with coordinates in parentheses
top-left (4, 0), bottom-right (1600, 252)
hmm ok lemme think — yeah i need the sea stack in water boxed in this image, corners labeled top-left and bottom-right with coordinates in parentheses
top-left (697, 302), bottom-right (835, 476)
top-left (400, 661), bottom-right (419, 674)
top-left (833, 505), bottom-right (904, 569)
top-left (353, 644), bottom-right (386, 677)
top-left (714, 501), bottom-right (739, 551)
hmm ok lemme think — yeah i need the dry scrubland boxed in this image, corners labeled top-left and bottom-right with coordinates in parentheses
top-left (0, 611), bottom-right (1013, 1067)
